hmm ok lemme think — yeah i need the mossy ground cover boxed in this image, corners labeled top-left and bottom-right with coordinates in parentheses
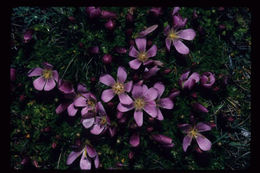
top-left (10, 7), bottom-right (251, 170)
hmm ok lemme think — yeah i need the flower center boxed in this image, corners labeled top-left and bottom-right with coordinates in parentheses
top-left (134, 98), bottom-right (146, 110)
top-left (100, 116), bottom-right (107, 125)
top-left (189, 128), bottom-right (198, 138)
top-left (112, 82), bottom-right (124, 95)
top-left (42, 69), bottom-right (53, 79)
top-left (168, 30), bottom-right (178, 40)
top-left (138, 52), bottom-right (148, 62)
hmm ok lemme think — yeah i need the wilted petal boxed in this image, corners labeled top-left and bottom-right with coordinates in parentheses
top-left (101, 89), bottom-right (115, 103)
top-left (144, 88), bottom-right (158, 101)
top-left (165, 38), bottom-right (172, 51)
top-left (138, 24), bottom-right (158, 37)
top-left (28, 67), bottom-right (43, 77)
top-left (151, 134), bottom-right (172, 145)
top-left (183, 135), bottom-right (192, 152)
top-left (33, 76), bottom-right (46, 91)
top-left (143, 101), bottom-right (157, 118)
top-left (90, 124), bottom-right (105, 135)
top-left (172, 7), bottom-right (180, 16)
top-left (135, 38), bottom-right (147, 52)
top-left (124, 80), bottom-right (133, 92)
top-left (195, 134), bottom-right (212, 151)
top-left (117, 103), bottom-right (134, 112)
top-left (129, 59), bottom-right (142, 70)
top-left (86, 145), bottom-right (97, 158)
top-left (146, 45), bottom-right (157, 58)
top-left (132, 85), bottom-right (143, 99)
top-left (56, 103), bottom-right (70, 114)
top-left (130, 133), bottom-right (140, 147)
top-left (173, 40), bottom-right (189, 55)
top-left (117, 66), bottom-right (127, 83)
top-left (196, 122), bottom-right (212, 132)
top-left (82, 118), bottom-right (95, 128)
top-left (101, 10), bottom-right (117, 18)
top-left (143, 59), bottom-right (154, 66)
top-left (134, 110), bottom-right (143, 127)
top-left (66, 150), bottom-right (83, 165)
top-left (97, 101), bottom-right (107, 116)
top-left (44, 79), bottom-right (56, 91)
top-left (153, 82), bottom-right (165, 98)
top-left (67, 103), bottom-right (78, 116)
top-left (192, 103), bottom-right (209, 113)
top-left (158, 98), bottom-right (174, 109)
top-left (99, 74), bottom-right (115, 87)
top-left (178, 29), bottom-right (196, 40)
top-left (80, 154), bottom-right (91, 170)
top-left (52, 70), bottom-right (59, 82)
top-left (109, 127), bottom-right (116, 137)
top-left (119, 93), bottom-right (133, 105)
top-left (143, 66), bottom-right (160, 79)
top-left (129, 46), bottom-right (139, 58)
top-left (94, 156), bottom-right (99, 168)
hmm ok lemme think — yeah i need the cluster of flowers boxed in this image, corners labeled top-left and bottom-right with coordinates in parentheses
top-left (24, 7), bottom-right (216, 170)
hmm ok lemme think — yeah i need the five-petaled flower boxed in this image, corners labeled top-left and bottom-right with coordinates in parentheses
top-left (66, 144), bottom-right (99, 170)
top-left (99, 66), bottom-right (133, 105)
top-left (200, 72), bottom-right (216, 88)
top-left (128, 38), bottom-right (157, 70)
top-left (117, 84), bottom-right (158, 127)
top-left (179, 122), bottom-right (212, 152)
top-left (28, 62), bottom-right (59, 91)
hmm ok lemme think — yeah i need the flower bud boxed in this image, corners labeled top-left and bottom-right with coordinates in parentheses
top-left (146, 126), bottom-right (154, 132)
top-left (169, 88), bottom-right (180, 100)
top-left (101, 10), bottom-right (117, 19)
top-left (90, 77), bottom-right (96, 83)
top-left (191, 92), bottom-right (197, 98)
top-left (102, 54), bottom-right (112, 64)
top-left (128, 151), bottom-right (134, 159)
top-left (88, 46), bottom-right (99, 54)
top-left (68, 16), bottom-right (76, 22)
top-left (114, 46), bottom-right (127, 54)
top-left (19, 95), bottom-right (25, 102)
top-left (52, 142), bottom-right (57, 149)
top-left (192, 103), bottom-right (209, 113)
top-left (218, 7), bottom-right (225, 11)
top-left (219, 24), bottom-right (226, 30)
top-left (149, 7), bottom-right (163, 17)
top-left (24, 30), bottom-right (33, 43)
top-left (163, 68), bottom-right (172, 74)
top-left (193, 10), bottom-right (198, 19)
top-left (10, 68), bottom-right (16, 81)
top-left (107, 101), bottom-right (114, 108)
top-left (86, 7), bottom-right (101, 19)
top-left (21, 157), bottom-right (29, 165)
top-left (33, 160), bottom-right (39, 168)
top-left (105, 19), bottom-right (116, 31)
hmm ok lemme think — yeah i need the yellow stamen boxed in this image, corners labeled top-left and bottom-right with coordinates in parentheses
top-left (112, 82), bottom-right (125, 95)
top-left (168, 30), bottom-right (179, 40)
top-left (100, 116), bottom-right (107, 125)
top-left (137, 52), bottom-right (148, 62)
top-left (42, 69), bottom-right (53, 79)
top-left (134, 98), bottom-right (146, 110)
top-left (189, 128), bottom-right (198, 138)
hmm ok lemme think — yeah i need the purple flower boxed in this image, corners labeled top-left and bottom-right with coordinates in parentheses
top-left (172, 7), bottom-right (187, 29)
top-left (105, 19), bottom-right (116, 30)
top-left (179, 122), bottom-right (212, 152)
top-left (179, 71), bottom-right (200, 90)
top-left (137, 24), bottom-right (158, 38)
top-left (129, 38), bottom-right (157, 70)
top-left (151, 134), bottom-right (174, 148)
top-left (24, 30), bottom-right (33, 43)
top-left (143, 66), bottom-right (160, 79)
top-left (56, 83), bottom-right (88, 116)
top-left (200, 72), bottom-right (215, 88)
top-left (99, 66), bottom-right (133, 105)
top-left (86, 7), bottom-right (101, 19)
top-left (66, 144), bottom-right (99, 170)
top-left (28, 62), bottom-right (59, 91)
top-left (90, 102), bottom-right (114, 136)
top-left (129, 132), bottom-right (140, 147)
top-left (10, 68), bottom-right (16, 81)
top-left (153, 82), bottom-right (174, 120)
top-left (192, 102), bottom-right (209, 113)
top-left (117, 84), bottom-right (158, 127)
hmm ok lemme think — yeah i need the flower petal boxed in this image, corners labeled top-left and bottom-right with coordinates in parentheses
top-left (80, 154), bottom-right (91, 170)
top-left (143, 101), bottom-right (157, 118)
top-left (119, 93), bottom-right (133, 105)
top-left (101, 89), bottom-right (115, 103)
top-left (183, 135), bottom-right (192, 152)
top-left (94, 155), bottom-right (99, 168)
top-left (153, 82), bottom-right (165, 98)
top-left (178, 124), bottom-right (192, 134)
top-left (164, 25), bottom-right (171, 36)
top-left (146, 45), bottom-right (157, 58)
top-left (165, 38), bottom-right (172, 52)
top-left (195, 134), bottom-right (212, 151)
top-left (129, 46), bottom-right (139, 58)
top-left (134, 110), bottom-right (143, 127)
top-left (74, 96), bottom-right (87, 107)
top-left (58, 80), bottom-right (74, 94)
top-left (90, 124), bottom-right (105, 135)
top-left (135, 38), bottom-right (147, 52)
top-left (143, 66), bottom-right (160, 79)
top-left (52, 70), bottom-right (59, 82)
top-left (196, 122), bottom-right (212, 132)
top-left (173, 39), bottom-right (190, 55)
top-left (28, 67), bottom-right (43, 77)
top-left (130, 133), bottom-right (140, 147)
top-left (129, 59), bottom-right (142, 70)
top-left (86, 145), bottom-right (97, 158)
top-left (82, 118), bottom-right (95, 128)
top-left (56, 103), bottom-right (69, 114)
top-left (117, 103), bottom-right (134, 112)
top-left (151, 134), bottom-right (172, 145)
top-left (81, 107), bottom-right (91, 117)
top-left (77, 83), bottom-right (88, 93)
top-left (117, 66), bottom-right (127, 83)
top-left (138, 24), bottom-right (158, 37)
top-left (144, 88), bottom-right (158, 101)
top-left (192, 103), bottom-right (209, 113)
top-left (172, 7), bottom-right (180, 16)
top-left (66, 150), bottom-right (83, 165)
top-left (97, 101), bottom-right (107, 116)
top-left (67, 103), bottom-right (78, 116)
top-left (158, 98), bottom-right (174, 109)
top-left (132, 85), bottom-right (143, 99)
top-left (124, 80), bottom-right (133, 92)
top-left (99, 74), bottom-right (115, 87)
top-left (178, 29), bottom-right (196, 40)
top-left (33, 76), bottom-right (46, 91)
top-left (44, 79), bottom-right (56, 91)
top-left (156, 108), bottom-right (164, 120)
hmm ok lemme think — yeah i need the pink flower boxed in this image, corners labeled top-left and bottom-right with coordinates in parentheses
top-left (153, 82), bottom-right (174, 120)
top-left (117, 84), bottom-right (158, 127)
top-left (128, 38), bottom-right (157, 70)
top-left (200, 72), bottom-right (216, 88)
top-left (56, 83), bottom-right (88, 116)
top-left (28, 62), bottom-right (59, 91)
top-left (66, 144), bottom-right (99, 170)
top-left (179, 71), bottom-right (200, 90)
top-left (129, 132), bottom-right (140, 147)
top-left (99, 66), bottom-right (133, 105)
top-left (179, 122), bottom-right (212, 152)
